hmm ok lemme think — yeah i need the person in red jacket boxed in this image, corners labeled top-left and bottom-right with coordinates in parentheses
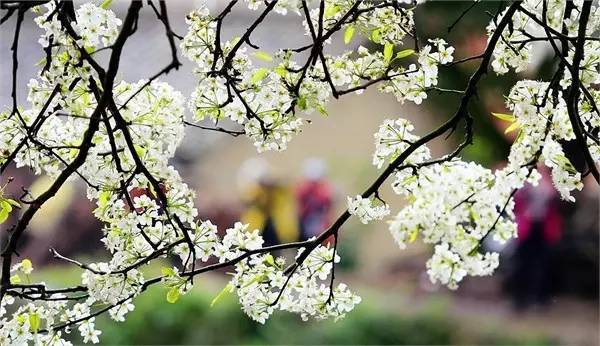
top-left (511, 165), bottom-right (562, 309)
top-left (296, 159), bottom-right (333, 242)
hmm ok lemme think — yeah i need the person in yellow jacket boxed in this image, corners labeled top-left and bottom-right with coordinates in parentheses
top-left (238, 159), bottom-right (299, 246)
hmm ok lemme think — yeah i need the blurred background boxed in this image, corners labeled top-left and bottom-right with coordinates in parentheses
top-left (1, 1), bottom-right (598, 345)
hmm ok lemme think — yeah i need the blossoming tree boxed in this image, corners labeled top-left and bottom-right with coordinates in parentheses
top-left (0, 0), bottom-right (598, 344)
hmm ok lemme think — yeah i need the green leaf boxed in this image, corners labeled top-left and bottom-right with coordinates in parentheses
top-left (253, 51), bottom-right (273, 62)
top-left (166, 287), bottom-right (180, 304)
top-left (383, 43), bottom-right (394, 64)
top-left (134, 144), bottom-right (146, 158)
top-left (161, 266), bottom-right (177, 277)
top-left (231, 37), bottom-right (241, 46)
top-left (492, 112), bottom-right (516, 122)
top-left (21, 259), bottom-right (32, 273)
top-left (148, 183), bottom-right (157, 199)
top-left (514, 129), bottom-right (524, 143)
top-left (401, 175), bottom-right (417, 186)
top-left (264, 254), bottom-right (275, 266)
top-left (371, 29), bottom-right (381, 44)
top-left (0, 210), bottom-right (8, 224)
top-left (408, 229), bottom-right (418, 243)
top-left (469, 208), bottom-right (479, 222)
top-left (98, 190), bottom-right (111, 208)
top-left (100, 0), bottom-right (113, 9)
top-left (68, 148), bottom-right (78, 160)
top-left (553, 155), bottom-right (578, 174)
top-left (10, 274), bottom-right (21, 284)
top-left (1, 200), bottom-right (12, 213)
top-left (35, 57), bottom-right (46, 67)
top-left (394, 49), bottom-right (415, 60)
top-left (344, 25), bottom-right (355, 44)
top-left (5, 198), bottom-right (20, 208)
top-left (324, 4), bottom-right (340, 18)
top-left (16, 314), bottom-right (26, 324)
top-left (316, 104), bottom-right (328, 116)
top-left (251, 68), bottom-right (270, 84)
top-left (504, 121), bottom-right (520, 134)
top-left (29, 313), bottom-right (41, 333)
top-left (0, 201), bottom-right (10, 224)
top-left (274, 66), bottom-right (287, 77)
top-left (297, 96), bottom-right (307, 110)
top-left (210, 283), bottom-right (233, 307)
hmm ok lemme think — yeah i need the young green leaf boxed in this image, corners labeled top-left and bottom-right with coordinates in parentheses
top-left (297, 96), bottom-right (307, 110)
top-left (344, 25), bottom-right (355, 44)
top-left (468, 244), bottom-right (480, 256)
top-left (98, 190), bottom-right (111, 208)
top-left (408, 229), bottom-right (418, 243)
top-left (504, 121), bottom-right (521, 134)
top-left (0, 209), bottom-right (8, 224)
top-left (317, 104), bottom-right (328, 116)
top-left (384, 43), bottom-right (394, 64)
top-left (253, 51), bottom-right (273, 62)
top-left (394, 49), bottom-right (415, 60)
top-left (35, 57), bottom-right (46, 67)
top-left (0, 200), bottom-right (11, 224)
top-left (371, 29), bottom-right (381, 43)
top-left (492, 112), bottom-right (516, 122)
top-left (210, 283), bottom-right (233, 307)
top-left (324, 4), bottom-right (340, 18)
top-left (5, 198), bottom-right (20, 208)
top-left (166, 287), bottom-right (180, 304)
top-left (553, 155), bottom-right (578, 174)
top-left (100, 0), bottom-right (113, 9)
top-left (134, 144), bottom-right (146, 158)
top-left (514, 129), bottom-right (524, 143)
top-left (29, 313), bottom-right (41, 333)
top-left (10, 274), bottom-right (21, 284)
top-left (161, 266), bottom-right (177, 277)
top-left (274, 66), bottom-right (287, 77)
top-left (21, 259), bottom-right (32, 273)
top-left (251, 68), bottom-right (270, 84)
top-left (264, 254), bottom-right (276, 266)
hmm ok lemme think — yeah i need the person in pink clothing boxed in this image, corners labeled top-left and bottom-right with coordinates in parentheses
top-left (296, 159), bottom-right (334, 243)
top-left (511, 166), bottom-right (562, 309)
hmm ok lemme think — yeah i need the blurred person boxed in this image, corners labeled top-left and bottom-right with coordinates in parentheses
top-left (551, 174), bottom-right (600, 298)
top-left (510, 165), bottom-right (562, 309)
top-left (296, 158), bottom-right (333, 241)
top-left (238, 158), bottom-right (299, 247)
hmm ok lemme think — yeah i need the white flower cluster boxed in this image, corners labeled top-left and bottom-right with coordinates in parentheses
top-left (490, 0), bottom-right (600, 76)
top-left (372, 118), bottom-right (431, 169)
top-left (181, 1), bottom-right (453, 151)
top-left (1, 2), bottom-right (371, 340)
top-left (1, 1), bottom-right (123, 175)
top-left (505, 80), bottom-right (586, 201)
top-left (1, 0), bottom-right (597, 344)
top-left (379, 39), bottom-right (454, 104)
top-left (230, 242), bottom-right (360, 323)
top-left (0, 295), bottom-right (75, 345)
top-left (81, 264), bottom-right (144, 306)
top-left (366, 97), bottom-right (571, 289)
top-left (387, 158), bottom-right (531, 289)
top-left (0, 3), bottom-right (196, 344)
top-left (374, 50), bottom-right (597, 290)
top-left (347, 195), bottom-right (390, 224)
top-left (73, 3), bottom-right (122, 47)
top-left (360, 0), bottom-right (599, 291)
top-left (214, 222), bottom-right (264, 261)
